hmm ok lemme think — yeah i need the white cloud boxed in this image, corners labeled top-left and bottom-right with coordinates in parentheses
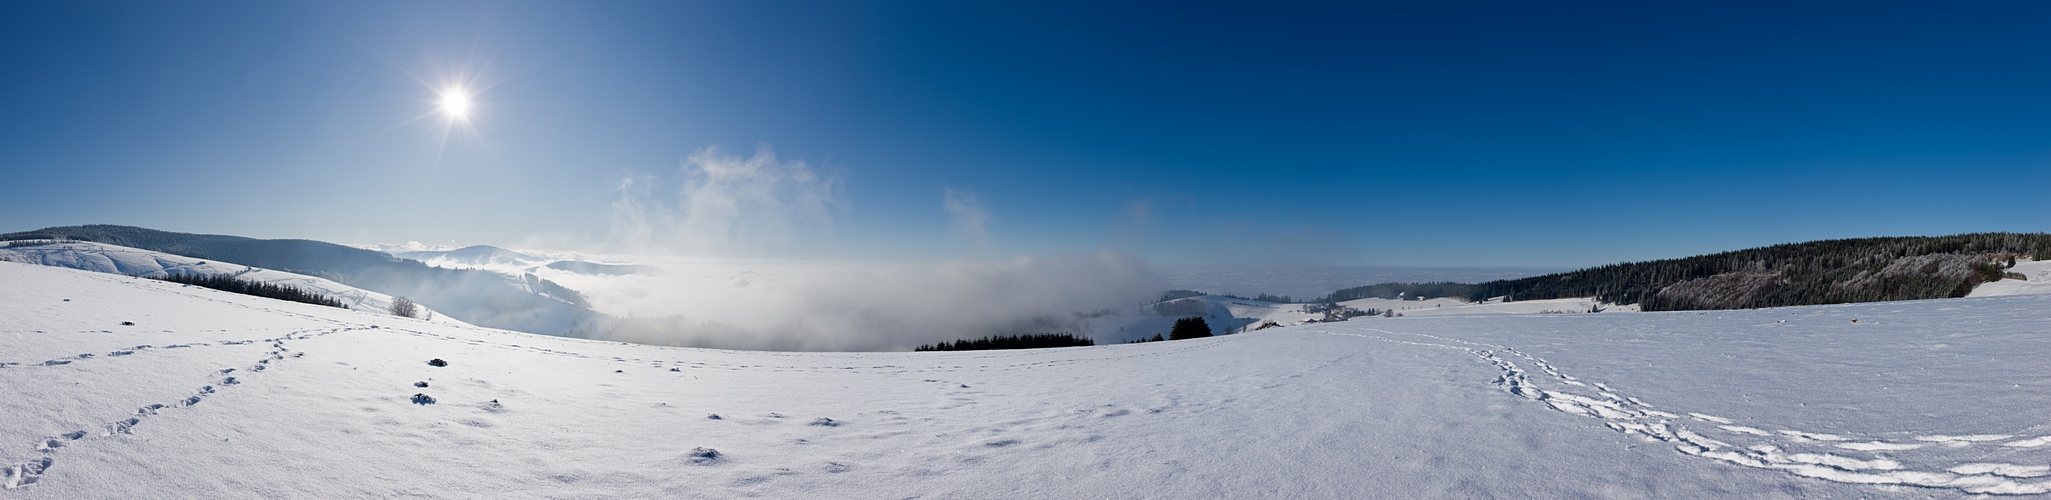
top-left (1125, 199), bottom-right (1153, 225)
top-left (943, 187), bottom-right (991, 246)
top-left (608, 144), bottom-right (843, 257)
top-left (559, 145), bottom-right (1172, 351)
top-left (565, 251), bottom-right (1166, 351)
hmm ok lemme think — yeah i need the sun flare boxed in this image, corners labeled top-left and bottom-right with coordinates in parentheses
top-left (438, 87), bottom-right (473, 119)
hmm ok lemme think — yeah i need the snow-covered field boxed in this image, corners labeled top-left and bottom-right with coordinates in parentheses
top-left (4, 261), bottom-right (2049, 497)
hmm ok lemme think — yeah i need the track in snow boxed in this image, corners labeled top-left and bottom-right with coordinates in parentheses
top-left (3, 326), bottom-right (354, 490)
top-left (1323, 327), bottom-right (2051, 495)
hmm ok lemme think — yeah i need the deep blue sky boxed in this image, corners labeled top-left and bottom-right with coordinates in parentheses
top-left (3, 1), bottom-right (2046, 267)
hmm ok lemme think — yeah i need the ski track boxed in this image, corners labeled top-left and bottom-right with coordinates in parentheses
top-left (1321, 327), bottom-right (2051, 496)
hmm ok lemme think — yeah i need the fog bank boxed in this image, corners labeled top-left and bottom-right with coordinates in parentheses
top-left (541, 252), bottom-right (1163, 351)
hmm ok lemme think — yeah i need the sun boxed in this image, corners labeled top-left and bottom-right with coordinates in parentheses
top-left (438, 86), bottom-right (473, 120)
top-left (391, 61), bottom-right (498, 163)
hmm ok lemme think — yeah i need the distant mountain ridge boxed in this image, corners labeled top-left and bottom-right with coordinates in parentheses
top-left (1320, 233), bottom-right (2051, 311)
top-left (543, 260), bottom-right (663, 276)
top-left (383, 245), bottom-right (662, 277)
top-left (0, 225), bottom-right (595, 335)
top-left (393, 245), bottom-right (545, 268)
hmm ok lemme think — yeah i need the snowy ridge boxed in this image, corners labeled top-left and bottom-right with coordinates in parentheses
top-left (1322, 327), bottom-right (2051, 495)
top-left (0, 241), bottom-right (464, 325)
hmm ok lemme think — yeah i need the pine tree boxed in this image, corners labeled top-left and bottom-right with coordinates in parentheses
top-left (1168, 317), bottom-right (1212, 340)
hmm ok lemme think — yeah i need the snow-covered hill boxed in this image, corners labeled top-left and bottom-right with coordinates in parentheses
top-left (0, 242), bottom-right (465, 326)
top-left (1970, 259), bottom-right (2051, 297)
top-left (4, 261), bottom-right (2048, 497)
top-left (0, 227), bottom-right (595, 337)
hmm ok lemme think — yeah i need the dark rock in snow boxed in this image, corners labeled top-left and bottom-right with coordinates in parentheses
top-left (687, 447), bottom-right (720, 464)
top-left (427, 358), bottom-right (447, 367)
top-left (411, 393), bottom-right (437, 405)
top-left (414, 381), bottom-right (429, 388)
top-left (120, 321), bottom-right (134, 326)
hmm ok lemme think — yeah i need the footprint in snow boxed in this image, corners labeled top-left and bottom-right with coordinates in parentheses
top-left (3, 457), bottom-right (53, 490)
top-left (104, 418), bottom-right (138, 436)
top-left (1334, 327), bottom-right (2051, 496)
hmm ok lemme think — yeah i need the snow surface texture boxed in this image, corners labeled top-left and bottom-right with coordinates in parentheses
top-left (2, 261), bottom-right (2048, 497)
top-left (0, 242), bottom-right (464, 326)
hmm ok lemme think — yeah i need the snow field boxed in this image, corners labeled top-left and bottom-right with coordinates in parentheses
top-left (3, 262), bottom-right (2048, 497)
top-left (1317, 322), bottom-right (2051, 495)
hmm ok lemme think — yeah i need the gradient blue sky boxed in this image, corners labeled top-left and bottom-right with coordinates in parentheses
top-left (3, 1), bottom-right (2046, 267)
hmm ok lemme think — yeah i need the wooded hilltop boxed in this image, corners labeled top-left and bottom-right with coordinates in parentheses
top-left (1318, 233), bottom-right (2049, 311)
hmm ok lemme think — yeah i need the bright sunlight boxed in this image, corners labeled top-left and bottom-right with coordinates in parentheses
top-left (438, 86), bottom-right (473, 120)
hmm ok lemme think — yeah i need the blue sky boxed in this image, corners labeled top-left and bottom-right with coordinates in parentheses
top-left (3, 1), bottom-right (2046, 267)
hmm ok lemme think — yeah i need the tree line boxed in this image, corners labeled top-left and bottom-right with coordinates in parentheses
top-left (915, 333), bottom-right (1096, 352)
top-left (149, 273), bottom-right (346, 309)
top-left (1129, 317), bottom-right (1214, 343)
top-left (1310, 233), bottom-right (2051, 312)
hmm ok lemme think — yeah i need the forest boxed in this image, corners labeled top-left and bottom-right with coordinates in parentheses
top-left (148, 273), bottom-right (347, 309)
top-left (1314, 233), bottom-right (2050, 311)
top-left (915, 333), bottom-right (1096, 352)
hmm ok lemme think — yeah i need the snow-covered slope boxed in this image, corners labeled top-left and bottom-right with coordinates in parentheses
top-left (1082, 295), bottom-right (1643, 341)
top-left (3, 261), bottom-right (2048, 497)
top-left (1970, 260), bottom-right (2051, 297)
top-left (0, 242), bottom-right (466, 326)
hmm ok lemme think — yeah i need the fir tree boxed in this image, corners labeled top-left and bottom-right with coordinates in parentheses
top-left (1169, 317), bottom-right (1212, 340)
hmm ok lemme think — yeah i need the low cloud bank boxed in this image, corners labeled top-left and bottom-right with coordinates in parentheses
top-left (552, 144), bottom-right (1167, 350)
top-left (556, 252), bottom-right (1163, 351)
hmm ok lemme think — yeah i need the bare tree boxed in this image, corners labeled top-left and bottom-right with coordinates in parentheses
top-left (390, 296), bottom-right (419, 318)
